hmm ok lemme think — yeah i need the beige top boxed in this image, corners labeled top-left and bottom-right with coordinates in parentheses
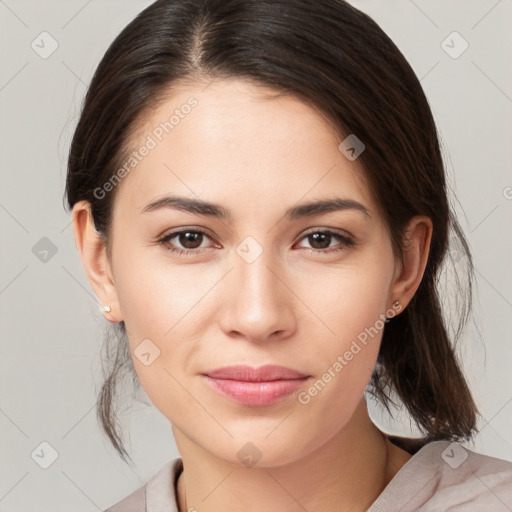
top-left (104, 440), bottom-right (512, 511)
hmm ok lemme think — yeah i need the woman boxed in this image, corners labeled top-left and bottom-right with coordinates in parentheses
top-left (65, 0), bottom-right (512, 510)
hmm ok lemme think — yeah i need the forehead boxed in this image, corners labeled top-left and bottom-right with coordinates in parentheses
top-left (113, 78), bottom-right (375, 218)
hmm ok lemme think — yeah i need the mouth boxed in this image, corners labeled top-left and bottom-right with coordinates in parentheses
top-left (201, 365), bottom-right (311, 406)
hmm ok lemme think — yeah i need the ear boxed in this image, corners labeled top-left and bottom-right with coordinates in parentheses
top-left (71, 200), bottom-right (122, 323)
top-left (389, 215), bottom-right (433, 313)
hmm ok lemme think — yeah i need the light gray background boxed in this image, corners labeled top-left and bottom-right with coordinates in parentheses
top-left (0, 1), bottom-right (511, 510)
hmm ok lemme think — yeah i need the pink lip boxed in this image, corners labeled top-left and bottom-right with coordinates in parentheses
top-left (202, 365), bottom-right (310, 406)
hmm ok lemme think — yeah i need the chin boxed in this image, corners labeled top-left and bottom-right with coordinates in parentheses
top-left (203, 432), bottom-right (314, 470)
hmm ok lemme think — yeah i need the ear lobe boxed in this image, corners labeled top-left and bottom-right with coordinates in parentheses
top-left (71, 201), bottom-right (121, 322)
top-left (389, 215), bottom-right (433, 312)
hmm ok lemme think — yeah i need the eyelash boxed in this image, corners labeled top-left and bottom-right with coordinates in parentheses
top-left (156, 228), bottom-right (355, 256)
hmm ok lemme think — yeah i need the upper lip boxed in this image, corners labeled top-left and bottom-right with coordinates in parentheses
top-left (203, 365), bottom-right (310, 382)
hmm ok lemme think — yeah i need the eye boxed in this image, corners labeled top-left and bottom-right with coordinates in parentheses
top-left (294, 229), bottom-right (355, 254)
top-left (157, 228), bottom-right (216, 256)
top-left (156, 228), bottom-right (355, 256)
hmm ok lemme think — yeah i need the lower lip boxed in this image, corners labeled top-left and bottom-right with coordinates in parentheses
top-left (202, 375), bottom-right (309, 406)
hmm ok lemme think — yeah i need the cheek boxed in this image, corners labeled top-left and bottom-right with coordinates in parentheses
top-left (113, 244), bottom-right (213, 338)
top-left (299, 254), bottom-right (393, 350)
top-left (111, 248), bottom-right (224, 406)
top-left (295, 253), bottom-right (393, 408)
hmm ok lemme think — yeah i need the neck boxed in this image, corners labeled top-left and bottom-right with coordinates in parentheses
top-left (174, 399), bottom-right (411, 512)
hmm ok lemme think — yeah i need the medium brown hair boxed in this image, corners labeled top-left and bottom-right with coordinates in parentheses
top-left (64, 0), bottom-right (478, 464)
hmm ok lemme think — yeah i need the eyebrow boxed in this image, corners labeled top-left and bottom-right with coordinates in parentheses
top-left (141, 194), bottom-right (370, 220)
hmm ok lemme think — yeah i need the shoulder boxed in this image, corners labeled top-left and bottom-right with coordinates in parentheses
top-left (103, 457), bottom-right (183, 512)
top-left (103, 484), bottom-right (145, 512)
top-left (369, 440), bottom-right (512, 512)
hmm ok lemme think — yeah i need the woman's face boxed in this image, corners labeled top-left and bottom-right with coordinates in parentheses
top-left (98, 78), bottom-right (404, 466)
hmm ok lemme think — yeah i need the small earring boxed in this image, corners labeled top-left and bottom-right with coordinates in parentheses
top-left (385, 299), bottom-right (401, 322)
top-left (103, 304), bottom-right (111, 313)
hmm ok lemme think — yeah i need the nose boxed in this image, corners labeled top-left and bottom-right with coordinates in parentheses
top-left (218, 248), bottom-right (297, 344)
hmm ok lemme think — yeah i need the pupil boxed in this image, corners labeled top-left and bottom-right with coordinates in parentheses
top-left (310, 233), bottom-right (330, 249)
top-left (180, 232), bottom-right (202, 249)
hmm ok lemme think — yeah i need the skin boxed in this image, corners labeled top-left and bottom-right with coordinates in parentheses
top-left (72, 78), bottom-right (432, 512)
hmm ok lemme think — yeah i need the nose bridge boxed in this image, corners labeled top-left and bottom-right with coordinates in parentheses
top-left (220, 238), bottom-right (295, 340)
top-left (239, 246), bottom-right (279, 304)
